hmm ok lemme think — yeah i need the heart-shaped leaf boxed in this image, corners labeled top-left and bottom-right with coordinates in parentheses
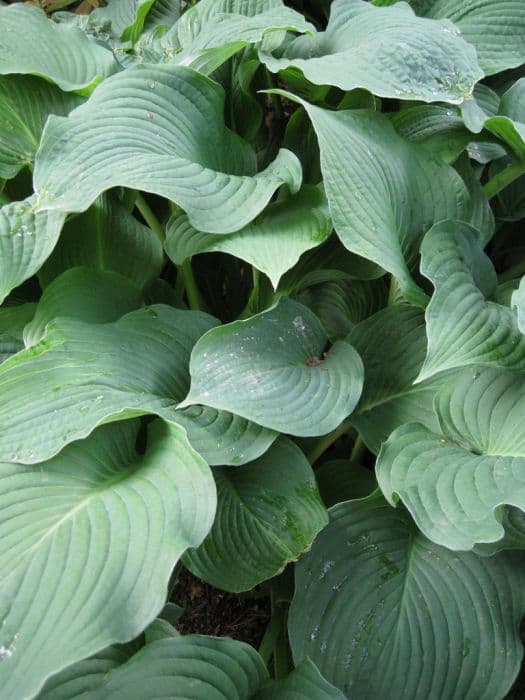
top-left (0, 419), bottom-right (216, 699)
top-left (184, 436), bottom-right (328, 591)
top-left (181, 297), bottom-right (364, 437)
top-left (289, 493), bottom-right (525, 700)
top-left (377, 366), bottom-right (525, 550)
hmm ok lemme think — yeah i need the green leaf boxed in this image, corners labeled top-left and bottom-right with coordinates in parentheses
top-left (377, 366), bottom-right (525, 550)
top-left (184, 436), bottom-right (328, 592)
top-left (512, 276), bottom-right (525, 332)
top-left (164, 4), bottom-right (313, 76)
top-left (285, 100), bottom-right (471, 306)
top-left (0, 75), bottom-right (82, 181)
top-left (0, 4), bottom-right (117, 93)
top-left (85, 635), bottom-right (268, 699)
top-left (23, 267), bottom-right (142, 347)
top-left (34, 65), bottom-right (302, 234)
top-left (255, 659), bottom-right (346, 700)
top-left (0, 419), bottom-right (216, 699)
top-left (181, 297), bottom-right (364, 437)
top-left (38, 644), bottom-right (140, 700)
top-left (38, 192), bottom-right (164, 292)
top-left (417, 220), bottom-right (525, 381)
top-left (261, 0), bottom-right (481, 103)
top-left (172, 405), bottom-right (277, 466)
top-left (390, 105), bottom-right (471, 163)
top-left (412, 0), bottom-right (525, 76)
top-left (289, 493), bottom-right (525, 700)
top-left (165, 186), bottom-right (332, 289)
top-left (296, 276), bottom-right (387, 341)
top-left (0, 305), bottom-right (217, 463)
top-left (0, 302), bottom-right (35, 363)
top-left (0, 196), bottom-right (67, 305)
top-left (348, 305), bottom-right (454, 454)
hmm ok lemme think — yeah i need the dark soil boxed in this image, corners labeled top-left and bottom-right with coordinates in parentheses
top-left (171, 569), bottom-right (270, 648)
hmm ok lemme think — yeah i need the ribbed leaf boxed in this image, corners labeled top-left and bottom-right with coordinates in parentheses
top-left (285, 99), bottom-right (471, 306)
top-left (390, 105), bottom-right (471, 163)
top-left (418, 220), bottom-right (525, 381)
top-left (0, 420), bottom-right (216, 699)
top-left (184, 437), bottom-right (328, 592)
top-left (289, 493), bottom-right (525, 700)
top-left (412, 0), bottom-right (525, 75)
top-left (38, 193), bottom-right (163, 292)
top-left (181, 297), bottom-right (364, 437)
top-left (34, 65), bottom-right (302, 234)
top-left (0, 302), bottom-right (35, 363)
top-left (0, 75), bottom-right (81, 180)
top-left (378, 366), bottom-right (525, 550)
top-left (39, 644), bottom-right (139, 700)
top-left (86, 636), bottom-right (268, 700)
top-left (0, 196), bottom-right (66, 305)
top-left (261, 0), bottom-right (481, 102)
top-left (348, 305), bottom-right (453, 453)
top-left (0, 4), bottom-right (117, 92)
top-left (172, 405), bottom-right (277, 466)
top-left (0, 305), bottom-right (217, 463)
top-left (296, 276), bottom-right (387, 341)
top-left (23, 267), bottom-right (142, 347)
top-left (255, 659), bottom-right (346, 700)
top-left (166, 187), bottom-right (331, 289)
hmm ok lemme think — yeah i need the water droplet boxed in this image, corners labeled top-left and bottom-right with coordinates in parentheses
top-left (293, 316), bottom-right (306, 332)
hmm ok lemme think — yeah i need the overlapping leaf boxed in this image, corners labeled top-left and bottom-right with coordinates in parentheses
top-left (38, 193), bottom-right (164, 292)
top-left (0, 302), bottom-right (35, 363)
top-left (0, 196), bottom-right (66, 305)
top-left (411, 0), bottom-right (525, 75)
top-left (261, 0), bottom-right (481, 102)
top-left (377, 366), bottom-right (525, 550)
top-left (0, 3), bottom-right (118, 92)
top-left (348, 305), bottom-right (453, 453)
top-left (280, 99), bottom-right (471, 305)
top-left (0, 420), bottom-right (216, 699)
top-left (34, 65), bottom-right (302, 234)
top-left (0, 75), bottom-right (82, 180)
top-left (512, 277), bottom-right (525, 333)
top-left (181, 297), bottom-right (364, 436)
top-left (165, 186), bottom-right (332, 289)
top-left (289, 493), bottom-right (525, 700)
top-left (255, 659), bottom-right (346, 700)
top-left (184, 437), bottom-right (328, 592)
top-left (418, 220), bottom-right (525, 380)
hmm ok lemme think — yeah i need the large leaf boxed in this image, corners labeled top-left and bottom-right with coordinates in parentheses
top-left (0, 4), bottom-right (117, 93)
top-left (417, 220), bottom-right (525, 381)
top-left (38, 192), bottom-right (164, 292)
top-left (165, 186), bottom-right (332, 289)
top-left (0, 305), bottom-right (217, 463)
top-left (0, 196), bottom-right (66, 305)
top-left (0, 75), bottom-right (82, 181)
top-left (184, 437), bottom-right (328, 592)
top-left (411, 0), bottom-right (525, 75)
top-left (377, 366), bottom-right (525, 550)
top-left (0, 419), bottom-right (216, 699)
top-left (261, 0), bottom-right (481, 103)
top-left (289, 493), bottom-right (525, 700)
top-left (283, 100), bottom-right (471, 305)
top-left (255, 659), bottom-right (346, 700)
top-left (33, 65), bottom-right (302, 234)
top-left (512, 276), bottom-right (525, 333)
top-left (348, 305), bottom-right (453, 453)
top-left (181, 297), bottom-right (364, 437)
top-left (23, 267), bottom-right (142, 347)
top-left (163, 4), bottom-right (313, 75)
top-left (84, 636), bottom-right (268, 699)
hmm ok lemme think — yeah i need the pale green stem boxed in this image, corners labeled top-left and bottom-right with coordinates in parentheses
top-left (483, 161), bottom-right (525, 200)
top-left (307, 419), bottom-right (353, 465)
top-left (135, 192), bottom-right (165, 244)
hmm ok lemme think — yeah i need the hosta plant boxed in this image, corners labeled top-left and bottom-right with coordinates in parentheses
top-left (1, 0), bottom-right (525, 698)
